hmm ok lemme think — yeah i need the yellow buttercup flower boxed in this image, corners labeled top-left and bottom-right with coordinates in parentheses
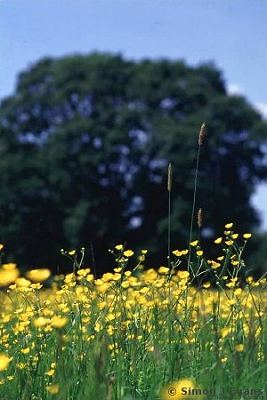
top-left (123, 250), bottom-right (134, 257)
top-left (221, 327), bottom-right (231, 338)
top-left (51, 316), bottom-right (68, 329)
top-left (225, 222), bottom-right (233, 229)
top-left (114, 267), bottom-right (122, 272)
top-left (214, 237), bottom-right (222, 244)
top-left (33, 317), bottom-right (49, 328)
top-left (231, 234), bottom-right (239, 239)
top-left (235, 344), bottom-right (244, 352)
top-left (0, 243), bottom-right (4, 251)
top-left (231, 260), bottom-right (239, 266)
top-left (177, 270), bottom-right (190, 279)
top-left (115, 244), bottom-right (123, 250)
top-left (15, 277), bottom-right (31, 287)
top-left (47, 384), bottom-right (59, 395)
top-left (0, 268), bottom-right (19, 287)
top-left (208, 260), bottom-right (221, 270)
top-left (0, 354), bottom-right (11, 372)
top-left (234, 288), bottom-right (242, 296)
top-left (189, 240), bottom-right (198, 247)
top-left (31, 283), bottom-right (43, 290)
top-left (21, 348), bottom-right (30, 355)
top-left (45, 369), bottom-right (55, 376)
top-left (2, 263), bottom-right (17, 270)
top-left (26, 268), bottom-right (51, 283)
top-left (158, 266), bottom-right (170, 274)
top-left (68, 250), bottom-right (76, 256)
top-left (172, 249), bottom-right (188, 257)
top-left (77, 268), bottom-right (90, 277)
top-left (243, 233), bottom-right (252, 240)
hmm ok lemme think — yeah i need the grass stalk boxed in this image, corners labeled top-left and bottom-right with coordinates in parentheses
top-left (188, 123), bottom-right (206, 267)
top-left (167, 163), bottom-right (172, 268)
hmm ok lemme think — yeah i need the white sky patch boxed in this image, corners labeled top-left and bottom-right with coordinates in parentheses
top-left (251, 184), bottom-right (267, 231)
top-left (227, 83), bottom-right (244, 95)
top-left (227, 83), bottom-right (267, 121)
top-left (254, 102), bottom-right (267, 120)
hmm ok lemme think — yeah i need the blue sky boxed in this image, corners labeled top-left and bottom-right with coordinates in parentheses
top-left (1, 0), bottom-right (267, 227)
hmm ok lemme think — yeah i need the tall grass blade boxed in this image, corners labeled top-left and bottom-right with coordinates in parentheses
top-left (167, 162), bottom-right (172, 268)
top-left (188, 123), bottom-right (206, 266)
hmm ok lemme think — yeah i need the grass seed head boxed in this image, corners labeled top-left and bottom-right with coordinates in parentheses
top-left (197, 208), bottom-right (203, 228)
top-left (167, 163), bottom-right (172, 192)
top-left (198, 122), bottom-right (206, 145)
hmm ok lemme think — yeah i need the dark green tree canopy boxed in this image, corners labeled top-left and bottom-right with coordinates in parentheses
top-left (0, 53), bottom-right (266, 272)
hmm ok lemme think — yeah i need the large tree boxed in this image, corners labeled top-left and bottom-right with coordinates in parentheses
top-left (0, 53), bottom-right (266, 272)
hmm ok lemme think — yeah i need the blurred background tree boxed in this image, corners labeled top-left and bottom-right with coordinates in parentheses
top-left (0, 53), bottom-right (266, 274)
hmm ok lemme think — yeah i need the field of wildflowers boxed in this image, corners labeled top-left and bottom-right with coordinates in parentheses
top-left (0, 226), bottom-right (266, 400)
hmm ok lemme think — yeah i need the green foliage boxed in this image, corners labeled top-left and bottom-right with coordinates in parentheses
top-left (0, 53), bottom-right (266, 272)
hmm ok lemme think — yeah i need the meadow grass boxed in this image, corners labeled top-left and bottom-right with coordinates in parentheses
top-left (0, 232), bottom-right (266, 400)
